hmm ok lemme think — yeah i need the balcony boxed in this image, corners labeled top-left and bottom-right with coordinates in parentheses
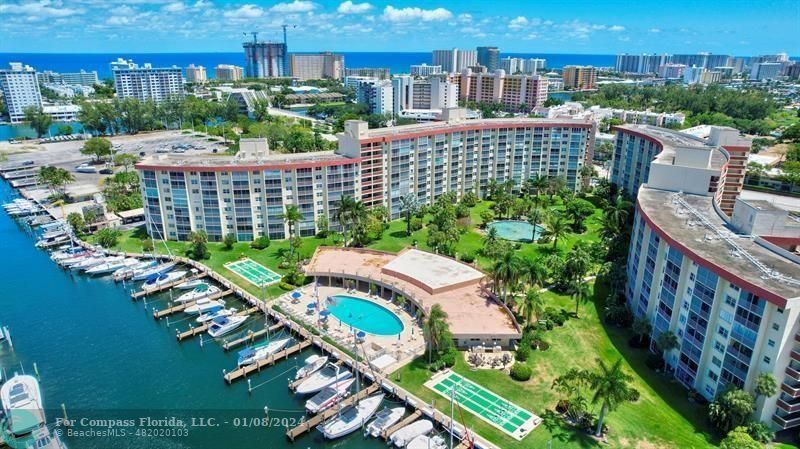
top-left (777, 397), bottom-right (800, 414)
top-left (792, 348), bottom-right (800, 363)
top-left (781, 382), bottom-right (800, 398)
top-left (787, 365), bottom-right (800, 382)
top-left (772, 411), bottom-right (800, 429)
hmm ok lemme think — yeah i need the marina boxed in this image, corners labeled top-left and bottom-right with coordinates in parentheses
top-left (0, 178), bottom-right (493, 449)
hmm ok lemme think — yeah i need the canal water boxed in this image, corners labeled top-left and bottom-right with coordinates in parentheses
top-left (0, 181), bottom-right (391, 449)
top-left (0, 122), bottom-right (85, 141)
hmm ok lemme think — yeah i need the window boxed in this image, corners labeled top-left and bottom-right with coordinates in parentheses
top-left (767, 339), bottom-right (775, 347)
top-left (717, 326), bottom-right (729, 338)
top-left (772, 323), bottom-right (780, 331)
top-left (714, 341), bottom-right (725, 352)
top-left (711, 356), bottom-right (721, 367)
top-left (724, 295), bottom-right (736, 307)
top-left (763, 356), bottom-right (771, 364)
top-left (708, 370), bottom-right (718, 382)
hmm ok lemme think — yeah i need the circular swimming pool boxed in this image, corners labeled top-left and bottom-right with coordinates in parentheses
top-left (325, 295), bottom-right (405, 336)
top-left (487, 220), bottom-right (544, 242)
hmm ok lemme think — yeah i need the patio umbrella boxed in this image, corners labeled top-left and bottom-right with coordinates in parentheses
top-left (306, 302), bottom-right (316, 309)
top-left (320, 310), bottom-right (331, 317)
top-left (291, 291), bottom-right (302, 299)
top-left (356, 331), bottom-right (366, 340)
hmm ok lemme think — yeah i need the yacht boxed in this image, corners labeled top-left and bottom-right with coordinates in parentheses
top-left (236, 337), bottom-right (292, 366)
top-left (207, 315), bottom-right (248, 338)
top-left (50, 247), bottom-right (85, 262)
top-left (295, 363), bottom-right (353, 395)
top-left (183, 298), bottom-right (225, 315)
top-left (295, 355), bottom-right (329, 380)
top-left (317, 394), bottom-right (384, 440)
top-left (141, 270), bottom-right (187, 292)
top-left (305, 378), bottom-right (355, 414)
top-left (57, 253), bottom-right (92, 267)
top-left (0, 374), bottom-right (46, 447)
top-left (407, 435), bottom-right (447, 449)
top-left (131, 262), bottom-right (176, 281)
top-left (365, 407), bottom-right (406, 438)
top-left (196, 307), bottom-right (236, 324)
top-left (69, 255), bottom-right (109, 270)
top-left (77, 256), bottom-right (123, 272)
top-left (175, 284), bottom-right (220, 303)
top-left (34, 234), bottom-right (69, 248)
top-left (112, 259), bottom-right (156, 280)
top-left (390, 419), bottom-right (434, 447)
top-left (174, 277), bottom-right (205, 290)
top-left (86, 258), bottom-right (139, 275)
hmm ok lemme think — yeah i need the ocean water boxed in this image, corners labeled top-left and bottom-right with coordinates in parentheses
top-left (0, 180), bottom-right (392, 449)
top-left (0, 52), bottom-right (616, 80)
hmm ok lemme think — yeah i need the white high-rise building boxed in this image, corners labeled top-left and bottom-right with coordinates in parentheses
top-left (432, 49), bottom-right (477, 73)
top-left (501, 57), bottom-right (546, 75)
top-left (0, 62), bottom-right (42, 123)
top-left (355, 79), bottom-right (393, 115)
top-left (37, 70), bottom-right (99, 87)
top-left (750, 62), bottom-right (783, 81)
top-left (185, 64), bottom-right (207, 84)
top-left (111, 58), bottom-right (184, 102)
top-left (410, 64), bottom-right (442, 76)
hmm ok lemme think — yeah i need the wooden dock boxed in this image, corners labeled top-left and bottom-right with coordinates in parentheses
top-left (132, 273), bottom-right (207, 299)
top-left (285, 383), bottom-right (380, 441)
top-left (222, 321), bottom-right (285, 351)
top-left (151, 289), bottom-right (232, 318)
top-left (223, 339), bottom-right (312, 384)
top-left (176, 306), bottom-right (259, 341)
top-left (2, 169), bottom-right (38, 180)
top-left (381, 409), bottom-right (422, 439)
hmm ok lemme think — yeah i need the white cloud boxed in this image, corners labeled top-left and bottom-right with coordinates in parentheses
top-left (270, 0), bottom-right (315, 13)
top-left (609, 25), bottom-right (625, 32)
top-left (106, 15), bottom-right (130, 25)
top-left (457, 13), bottom-right (472, 23)
top-left (649, 28), bottom-right (661, 33)
top-left (337, 1), bottom-right (372, 14)
top-left (162, 2), bottom-right (185, 12)
top-left (382, 5), bottom-right (452, 22)
top-left (223, 4), bottom-right (263, 18)
top-left (0, 0), bottom-right (83, 19)
top-left (508, 16), bottom-right (528, 30)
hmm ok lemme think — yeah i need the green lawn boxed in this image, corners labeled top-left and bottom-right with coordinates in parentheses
top-left (392, 287), bottom-right (718, 449)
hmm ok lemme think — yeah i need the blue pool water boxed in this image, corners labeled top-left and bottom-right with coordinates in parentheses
top-left (326, 296), bottom-right (404, 336)
top-left (488, 220), bottom-right (544, 243)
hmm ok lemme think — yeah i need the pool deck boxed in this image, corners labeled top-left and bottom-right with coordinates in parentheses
top-left (304, 247), bottom-right (521, 345)
top-left (277, 285), bottom-right (425, 372)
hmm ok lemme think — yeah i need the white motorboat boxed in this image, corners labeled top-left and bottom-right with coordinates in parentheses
top-left (236, 337), bottom-right (292, 366)
top-left (35, 234), bottom-right (69, 248)
top-left (295, 355), bottom-right (329, 380)
top-left (57, 253), bottom-right (92, 267)
top-left (183, 298), bottom-right (225, 315)
top-left (174, 277), bottom-right (205, 290)
top-left (196, 307), bottom-right (236, 324)
top-left (50, 247), bottom-right (85, 261)
top-left (112, 259), bottom-right (156, 280)
top-left (365, 407), bottom-right (406, 438)
top-left (86, 258), bottom-right (139, 275)
top-left (131, 262), bottom-right (176, 281)
top-left (295, 363), bottom-right (353, 395)
top-left (207, 315), bottom-right (247, 338)
top-left (305, 378), bottom-right (355, 414)
top-left (175, 284), bottom-right (220, 303)
top-left (390, 419), bottom-right (434, 447)
top-left (0, 374), bottom-right (46, 443)
top-left (78, 256), bottom-right (123, 272)
top-left (317, 394), bottom-right (384, 440)
top-left (40, 229), bottom-right (66, 240)
top-left (69, 255), bottom-right (108, 270)
top-left (141, 270), bottom-right (187, 292)
top-left (407, 435), bottom-right (447, 449)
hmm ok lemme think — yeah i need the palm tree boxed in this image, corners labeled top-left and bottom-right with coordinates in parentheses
top-left (531, 174), bottom-right (549, 197)
top-left (656, 331), bottom-right (679, 368)
top-left (279, 205), bottom-right (303, 260)
top-left (546, 213), bottom-right (570, 250)
top-left (483, 226), bottom-right (499, 248)
top-left (528, 195), bottom-right (543, 242)
top-left (589, 358), bottom-right (635, 437)
top-left (632, 317), bottom-right (652, 345)
top-left (604, 194), bottom-right (632, 230)
top-left (398, 193), bottom-right (418, 237)
top-left (523, 257), bottom-right (548, 289)
top-left (519, 289), bottom-right (545, 325)
top-left (492, 250), bottom-right (522, 304)
top-left (569, 280), bottom-right (592, 317)
top-left (754, 372), bottom-right (778, 403)
top-left (336, 195), bottom-right (357, 247)
top-left (424, 304), bottom-right (451, 362)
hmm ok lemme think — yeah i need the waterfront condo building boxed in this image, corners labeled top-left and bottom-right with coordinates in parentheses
top-left (243, 41), bottom-right (287, 78)
top-left (501, 57), bottom-right (546, 75)
top-left (476, 46), bottom-right (500, 71)
top-left (111, 58), bottom-right (184, 103)
top-left (410, 64), bottom-right (442, 77)
top-left (449, 68), bottom-right (549, 112)
top-left (615, 53), bottom-right (670, 74)
top-left (561, 65), bottom-right (597, 90)
top-left (618, 128), bottom-right (800, 431)
top-left (750, 62), bottom-right (783, 81)
top-left (185, 64), bottom-right (207, 83)
top-left (391, 76), bottom-right (458, 115)
top-left (37, 69), bottom-right (99, 87)
top-left (136, 109), bottom-right (595, 242)
top-left (432, 49), bottom-right (477, 73)
top-left (289, 52), bottom-right (345, 81)
top-left (344, 67), bottom-right (390, 79)
top-left (0, 62), bottom-right (42, 123)
top-left (215, 64), bottom-right (244, 82)
top-left (354, 79), bottom-right (394, 115)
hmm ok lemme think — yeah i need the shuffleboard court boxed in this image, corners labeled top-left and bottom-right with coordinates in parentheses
top-left (425, 370), bottom-right (541, 440)
top-left (225, 258), bottom-right (282, 286)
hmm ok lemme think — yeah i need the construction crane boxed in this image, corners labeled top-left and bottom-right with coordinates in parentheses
top-left (243, 31), bottom-right (258, 44)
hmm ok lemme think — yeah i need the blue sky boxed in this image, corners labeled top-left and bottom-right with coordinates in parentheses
top-left (0, 0), bottom-right (798, 54)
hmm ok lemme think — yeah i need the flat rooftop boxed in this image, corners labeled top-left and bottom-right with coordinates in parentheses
top-left (351, 117), bottom-right (595, 139)
top-left (638, 187), bottom-right (800, 304)
top-left (617, 124), bottom-right (727, 170)
top-left (382, 249), bottom-right (484, 294)
top-left (136, 150), bottom-right (353, 168)
top-left (305, 247), bottom-right (520, 338)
